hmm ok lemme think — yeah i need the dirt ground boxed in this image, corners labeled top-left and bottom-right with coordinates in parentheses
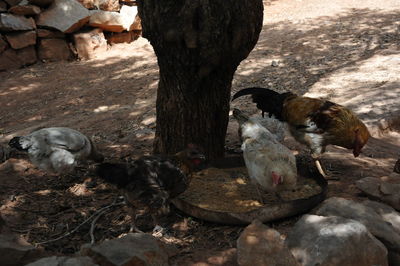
top-left (0, 0), bottom-right (399, 265)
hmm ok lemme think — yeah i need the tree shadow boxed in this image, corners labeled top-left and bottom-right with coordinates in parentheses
top-left (0, 4), bottom-right (399, 264)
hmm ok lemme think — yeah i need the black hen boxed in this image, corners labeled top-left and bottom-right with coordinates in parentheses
top-left (96, 145), bottom-right (206, 233)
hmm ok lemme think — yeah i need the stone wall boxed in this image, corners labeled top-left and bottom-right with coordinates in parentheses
top-left (0, 0), bottom-right (141, 71)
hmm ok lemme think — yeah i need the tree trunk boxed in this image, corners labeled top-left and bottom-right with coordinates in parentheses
top-left (137, 0), bottom-right (263, 161)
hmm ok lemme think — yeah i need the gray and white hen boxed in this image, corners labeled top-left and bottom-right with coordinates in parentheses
top-left (8, 127), bottom-right (103, 174)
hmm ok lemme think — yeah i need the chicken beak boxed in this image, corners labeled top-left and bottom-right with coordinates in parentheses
top-left (353, 149), bottom-right (360, 157)
top-left (272, 172), bottom-right (281, 186)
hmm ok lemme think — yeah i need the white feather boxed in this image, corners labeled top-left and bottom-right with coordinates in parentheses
top-left (234, 110), bottom-right (297, 193)
top-left (14, 127), bottom-right (102, 174)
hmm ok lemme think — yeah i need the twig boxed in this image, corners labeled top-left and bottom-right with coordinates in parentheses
top-left (89, 197), bottom-right (122, 245)
top-left (35, 199), bottom-right (125, 246)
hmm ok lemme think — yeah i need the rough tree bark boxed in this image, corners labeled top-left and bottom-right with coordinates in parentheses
top-left (137, 0), bottom-right (263, 161)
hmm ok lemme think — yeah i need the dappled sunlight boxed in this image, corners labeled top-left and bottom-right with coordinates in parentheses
top-left (93, 104), bottom-right (121, 113)
top-left (0, 83), bottom-right (40, 96)
top-left (235, 8), bottom-right (399, 96)
top-left (0, 1), bottom-right (399, 263)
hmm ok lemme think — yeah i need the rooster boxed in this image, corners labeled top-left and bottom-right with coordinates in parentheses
top-left (232, 87), bottom-right (370, 179)
top-left (8, 127), bottom-right (104, 174)
top-left (233, 108), bottom-right (297, 202)
top-left (96, 144), bottom-right (206, 234)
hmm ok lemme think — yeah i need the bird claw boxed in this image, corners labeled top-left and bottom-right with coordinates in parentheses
top-left (152, 225), bottom-right (166, 237)
top-left (129, 225), bottom-right (143, 233)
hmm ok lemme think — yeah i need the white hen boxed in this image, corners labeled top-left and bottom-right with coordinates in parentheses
top-left (8, 127), bottom-right (103, 174)
top-left (233, 109), bottom-right (297, 201)
top-left (238, 114), bottom-right (287, 143)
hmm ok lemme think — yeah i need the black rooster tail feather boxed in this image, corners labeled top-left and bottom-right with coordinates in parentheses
top-left (232, 87), bottom-right (280, 101)
top-left (8, 137), bottom-right (25, 151)
top-left (232, 87), bottom-right (294, 120)
top-left (96, 163), bottom-right (132, 188)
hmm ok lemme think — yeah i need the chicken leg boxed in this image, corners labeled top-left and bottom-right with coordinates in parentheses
top-left (314, 159), bottom-right (339, 180)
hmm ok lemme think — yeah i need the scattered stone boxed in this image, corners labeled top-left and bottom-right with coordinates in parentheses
top-left (394, 159), bottom-right (400, 174)
top-left (73, 27), bottom-right (107, 60)
top-left (356, 174), bottom-right (400, 210)
top-left (81, 233), bottom-right (177, 266)
top-left (8, 0), bottom-right (41, 16)
top-left (362, 200), bottom-right (400, 235)
top-left (105, 31), bottom-right (138, 44)
top-left (129, 14), bottom-right (141, 31)
top-left (0, 158), bottom-right (31, 172)
top-left (76, 0), bottom-right (119, 11)
top-left (36, 0), bottom-right (90, 33)
top-left (16, 45), bottom-right (37, 65)
top-left (37, 28), bottom-right (65, 39)
top-left (237, 219), bottom-right (298, 266)
top-left (26, 256), bottom-right (98, 266)
top-left (89, 5), bottom-right (138, 33)
top-left (0, 34), bottom-right (8, 53)
top-left (4, 0), bottom-right (21, 7)
top-left (0, 0), bottom-right (7, 12)
top-left (0, 13), bottom-right (35, 31)
top-left (286, 214), bottom-right (388, 266)
top-left (38, 38), bottom-right (72, 61)
top-left (271, 60), bottom-right (279, 67)
top-left (316, 197), bottom-right (400, 255)
top-left (0, 48), bottom-right (22, 71)
top-left (98, 0), bottom-right (119, 11)
top-left (76, 0), bottom-right (96, 9)
top-left (27, 0), bottom-right (52, 7)
top-left (5, 30), bottom-right (36, 49)
top-left (0, 233), bottom-right (44, 266)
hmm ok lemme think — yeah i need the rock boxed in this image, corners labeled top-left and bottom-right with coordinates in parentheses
top-left (16, 45), bottom-right (37, 65)
top-left (4, 0), bottom-right (21, 6)
top-left (38, 38), bottom-right (72, 61)
top-left (271, 60), bottom-right (279, 67)
top-left (237, 219), bottom-right (298, 266)
top-left (5, 30), bottom-right (36, 49)
top-left (27, 0), bottom-right (52, 7)
top-left (81, 233), bottom-right (177, 266)
top-left (97, 0), bottom-right (119, 11)
top-left (73, 28), bottom-right (107, 60)
top-left (356, 176), bottom-right (400, 210)
top-left (0, 214), bottom-right (7, 233)
top-left (0, 44), bottom-right (37, 70)
top-left (76, 0), bottom-right (95, 9)
top-left (77, 0), bottom-right (119, 11)
top-left (362, 200), bottom-right (400, 235)
top-left (394, 159), bottom-right (400, 174)
top-left (105, 31), bottom-right (137, 44)
top-left (129, 13), bottom-right (141, 31)
top-left (26, 256), bottom-right (98, 266)
top-left (0, 0), bottom-right (7, 12)
top-left (388, 252), bottom-right (400, 266)
top-left (0, 34), bottom-right (8, 53)
top-left (89, 5), bottom-right (138, 33)
top-left (36, 0), bottom-right (90, 33)
top-left (0, 49), bottom-right (22, 71)
top-left (316, 197), bottom-right (400, 254)
top-left (8, 0), bottom-right (41, 16)
top-left (0, 13), bottom-right (35, 32)
top-left (37, 29), bottom-right (65, 39)
top-left (286, 214), bottom-right (388, 266)
top-left (0, 233), bottom-right (44, 266)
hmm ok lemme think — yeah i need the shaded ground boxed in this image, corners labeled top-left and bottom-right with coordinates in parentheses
top-left (0, 0), bottom-right (400, 264)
